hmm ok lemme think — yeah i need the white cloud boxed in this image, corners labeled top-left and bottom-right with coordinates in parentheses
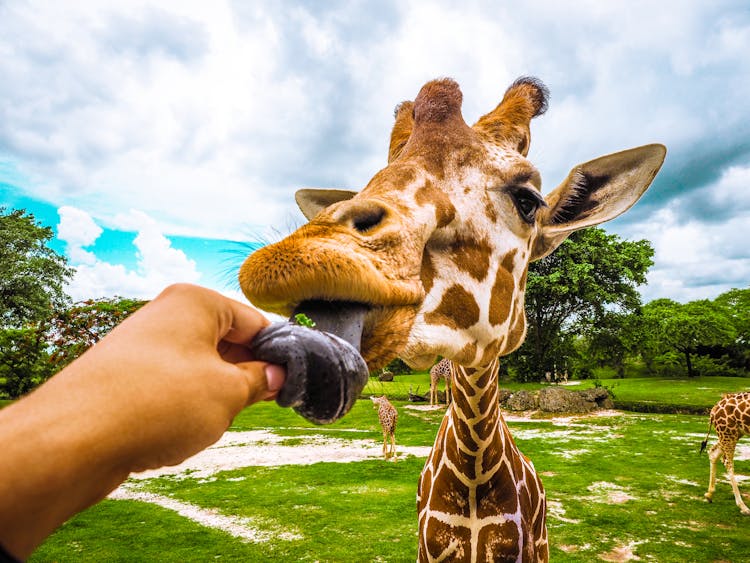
top-left (1, 0), bottom-right (749, 302)
top-left (58, 207), bottom-right (201, 300)
top-left (57, 205), bottom-right (103, 265)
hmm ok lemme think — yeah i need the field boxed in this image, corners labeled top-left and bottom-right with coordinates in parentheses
top-left (28, 377), bottom-right (750, 562)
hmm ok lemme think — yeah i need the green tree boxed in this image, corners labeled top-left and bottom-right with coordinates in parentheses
top-left (641, 298), bottom-right (737, 377)
top-left (0, 208), bottom-right (73, 398)
top-left (49, 297), bottom-right (147, 368)
top-left (0, 327), bottom-right (55, 398)
top-left (715, 288), bottom-right (750, 371)
top-left (508, 228), bottom-right (653, 382)
top-left (0, 207), bottom-right (73, 327)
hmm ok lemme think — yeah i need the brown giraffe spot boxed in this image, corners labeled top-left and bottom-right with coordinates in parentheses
top-left (479, 338), bottom-right (505, 366)
top-left (425, 284), bottom-right (480, 329)
top-left (424, 517), bottom-right (470, 561)
top-left (475, 411), bottom-right (499, 443)
top-left (476, 462), bottom-right (520, 517)
top-left (446, 432), bottom-right (477, 480)
top-left (478, 385), bottom-right (496, 414)
top-left (474, 365), bottom-right (493, 388)
top-left (453, 341), bottom-right (477, 365)
top-left (504, 306), bottom-right (527, 352)
top-left (454, 416), bottom-right (479, 452)
top-left (476, 521), bottom-right (521, 562)
top-left (489, 258), bottom-right (516, 326)
top-left (450, 233), bottom-right (492, 282)
top-left (430, 462), bottom-right (471, 516)
top-left (481, 443), bottom-right (503, 474)
top-left (420, 250), bottom-right (436, 294)
top-left (415, 180), bottom-right (456, 228)
top-left (452, 380), bottom-right (475, 414)
top-left (519, 263), bottom-right (528, 291)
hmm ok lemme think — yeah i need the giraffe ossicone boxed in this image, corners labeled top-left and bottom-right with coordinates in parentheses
top-left (240, 76), bottom-right (665, 562)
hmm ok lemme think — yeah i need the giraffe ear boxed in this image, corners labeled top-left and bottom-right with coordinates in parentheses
top-left (530, 144), bottom-right (666, 261)
top-left (295, 189), bottom-right (358, 221)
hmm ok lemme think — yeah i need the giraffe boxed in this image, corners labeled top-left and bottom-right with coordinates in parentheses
top-left (430, 358), bottom-right (454, 406)
top-left (371, 395), bottom-right (398, 459)
top-left (701, 392), bottom-right (750, 514)
top-left (240, 76), bottom-right (665, 561)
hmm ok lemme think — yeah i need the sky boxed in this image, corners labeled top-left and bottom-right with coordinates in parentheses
top-left (1, 0), bottom-right (749, 306)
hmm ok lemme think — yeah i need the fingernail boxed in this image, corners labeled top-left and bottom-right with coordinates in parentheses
top-left (264, 364), bottom-right (286, 392)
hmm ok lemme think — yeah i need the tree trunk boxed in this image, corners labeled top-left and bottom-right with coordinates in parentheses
top-left (684, 349), bottom-right (695, 377)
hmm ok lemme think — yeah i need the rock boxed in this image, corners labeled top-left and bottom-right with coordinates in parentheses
top-left (497, 388), bottom-right (513, 405)
top-left (505, 390), bottom-right (539, 411)
top-left (378, 370), bottom-right (394, 382)
top-left (539, 387), bottom-right (595, 413)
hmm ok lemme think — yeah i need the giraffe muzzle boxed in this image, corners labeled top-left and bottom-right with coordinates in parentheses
top-left (248, 301), bottom-right (369, 424)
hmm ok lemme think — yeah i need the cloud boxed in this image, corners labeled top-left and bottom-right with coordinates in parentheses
top-left (58, 207), bottom-right (201, 300)
top-left (1, 0), bottom-right (748, 302)
top-left (57, 205), bottom-right (102, 265)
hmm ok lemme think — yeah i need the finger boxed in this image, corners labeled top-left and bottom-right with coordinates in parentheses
top-left (217, 340), bottom-right (255, 364)
top-left (231, 361), bottom-right (287, 406)
top-left (221, 297), bottom-right (272, 345)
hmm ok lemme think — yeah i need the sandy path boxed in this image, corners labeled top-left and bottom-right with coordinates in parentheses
top-left (127, 429), bottom-right (432, 480)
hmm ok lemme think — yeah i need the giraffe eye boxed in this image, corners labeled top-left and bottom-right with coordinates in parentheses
top-left (512, 189), bottom-right (543, 223)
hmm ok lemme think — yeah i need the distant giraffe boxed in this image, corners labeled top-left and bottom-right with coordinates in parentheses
top-left (701, 392), bottom-right (750, 514)
top-left (371, 396), bottom-right (398, 459)
top-left (429, 358), bottom-right (454, 406)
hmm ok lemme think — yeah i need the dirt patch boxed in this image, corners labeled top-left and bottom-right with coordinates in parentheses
top-left (598, 543), bottom-right (641, 562)
top-left (109, 486), bottom-right (302, 543)
top-left (129, 430), bottom-right (432, 480)
top-left (585, 481), bottom-right (636, 504)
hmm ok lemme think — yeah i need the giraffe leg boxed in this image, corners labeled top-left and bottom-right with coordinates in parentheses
top-left (724, 447), bottom-right (750, 515)
top-left (705, 443), bottom-right (722, 502)
top-left (390, 433), bottom-right (396, 459)
top-left (382, 434), bottom-right (389, 459)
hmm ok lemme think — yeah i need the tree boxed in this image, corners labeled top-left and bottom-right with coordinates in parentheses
top-left (0, 327), bottom-right (55, 398)
top-left (507, 228), bottom-right (654, 381)
top-left (49, 297), bottom-right (147, 368)
top-left (0, 208), bottom-right (73, 398)
top-left (715, 288), bottom-right (750, 371)
top-left (1, 207), bottom-right (73, 327)
top-left (641, 298), bottom-right (737, 377)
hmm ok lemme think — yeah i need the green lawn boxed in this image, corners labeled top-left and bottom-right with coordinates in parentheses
top-left (366, 373), bottom-right (750, 411)
top-left (31, 390), bottom-right (750, 562)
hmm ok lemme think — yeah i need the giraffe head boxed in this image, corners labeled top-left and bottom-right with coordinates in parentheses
top-left (240, 77), bottom-right (665, 370)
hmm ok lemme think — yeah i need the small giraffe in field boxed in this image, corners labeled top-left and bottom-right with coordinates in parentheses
top-left (701, 392), bottom-right (750, 514)
top-left (371, 396), bottom-right (398, 459)
top-left (241, 76), bottom-right (665, 562)
top-left (429, 358), bottom-right (454, 406)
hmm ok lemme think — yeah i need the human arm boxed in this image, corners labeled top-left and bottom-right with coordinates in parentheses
top-left (0, 284), bottom-right (286, 559)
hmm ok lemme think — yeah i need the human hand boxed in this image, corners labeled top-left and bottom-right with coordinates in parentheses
top-left (0, 284), bottom-right (286, 558)
top-left (33, 283), bottom-right (286, 473)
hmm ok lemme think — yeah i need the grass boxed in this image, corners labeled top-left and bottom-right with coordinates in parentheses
top-left (364, 373), bottom-right (750, 411)
top-left (31, 393), bottom-right (750, 562)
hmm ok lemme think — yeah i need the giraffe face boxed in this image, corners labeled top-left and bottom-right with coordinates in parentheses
top-left (240, 78), bottom-right (665, 370)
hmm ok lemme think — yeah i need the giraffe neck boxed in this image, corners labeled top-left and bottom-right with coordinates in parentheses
top-left (448, 359), bottom-right (505, 470)
top-left (418, 358), bottom-right (548, 562)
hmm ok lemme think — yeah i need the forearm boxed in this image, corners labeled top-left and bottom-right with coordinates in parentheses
top-left (0, 362), bottom-right (130, 559)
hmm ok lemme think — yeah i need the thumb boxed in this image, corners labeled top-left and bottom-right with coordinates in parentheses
top-left (234, 361), bottom-right (287, 406)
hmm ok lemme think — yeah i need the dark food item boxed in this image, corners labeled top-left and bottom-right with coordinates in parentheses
top-left (248, 301), bottom-right (369, 424)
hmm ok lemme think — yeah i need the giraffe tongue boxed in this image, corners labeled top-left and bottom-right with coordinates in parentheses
top-left (248, 301), bottom-right (369, 425)
top-left (292, 300), bottom-right (368, 351)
